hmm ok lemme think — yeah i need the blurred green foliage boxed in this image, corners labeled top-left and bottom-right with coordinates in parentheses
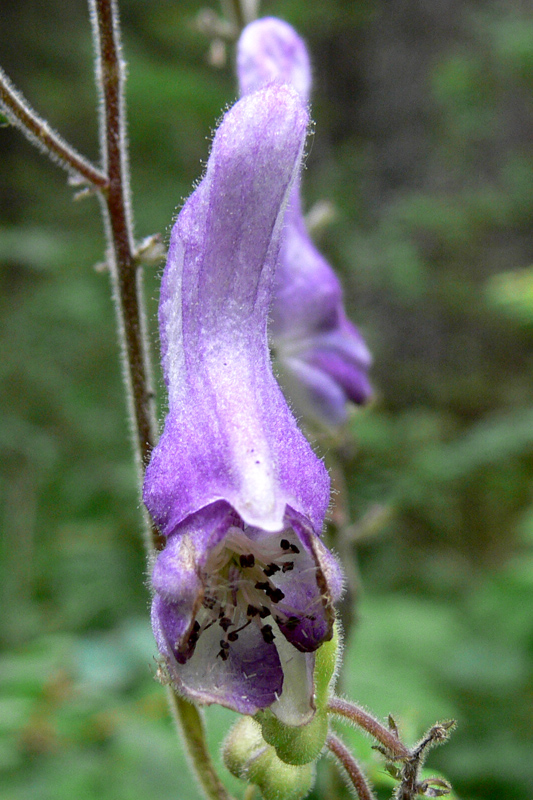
top-left (1, 1), bottom-right (533, 799)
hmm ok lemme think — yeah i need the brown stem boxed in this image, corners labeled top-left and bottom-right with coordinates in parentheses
top-left (396, 722), bottom-right (455, 800)
top-left (91, 5), bottom-right (232, 799)
top-left (326, 733), bottom-right (375, 800)
top-left (91, 0), bottom-right (162, 550)
top-left (0, 66), bottom-right (108, 189)
top-left (328, 697), bottom-right (410, 760)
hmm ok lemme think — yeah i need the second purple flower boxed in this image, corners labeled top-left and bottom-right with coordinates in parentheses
top-left (238, 17), bottom-right (373, 427)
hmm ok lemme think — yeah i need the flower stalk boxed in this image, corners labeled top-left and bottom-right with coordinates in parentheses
top-left (328, 698), bottom-right (455, 799)
top-left (168, 690), bottom-right (234, 800)
top-left (394, 722), bottom-right (455, 800)
top-left (327, 697), bottom-right (410, 760)
top-left (90, 0), bottom-right (159, 496)
top-left (326, 733), bottom-right (375, 800)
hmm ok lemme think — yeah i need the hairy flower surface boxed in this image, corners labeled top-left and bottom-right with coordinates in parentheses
top-left (144, 85), bottom-right (342, 724)
top-left (237, 17), bottom-right (372, 426)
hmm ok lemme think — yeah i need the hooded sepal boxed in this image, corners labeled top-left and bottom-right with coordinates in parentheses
top-left (144, 83), bottom-right (330, 538)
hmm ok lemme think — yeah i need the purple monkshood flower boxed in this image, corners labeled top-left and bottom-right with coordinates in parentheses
top-left (144, 85), bottom-right (343, 725)
top-left (237, 17), bottom-right (372, 426)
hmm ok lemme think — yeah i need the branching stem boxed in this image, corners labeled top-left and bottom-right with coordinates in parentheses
top-left (395, 722), bottom-right (455, 800)
top-left (328, 697), bottom-right (410, 760)
top-left (0, 66), bottom-right (107, 188)
top-left (91, 0), bottom-right (159, 494)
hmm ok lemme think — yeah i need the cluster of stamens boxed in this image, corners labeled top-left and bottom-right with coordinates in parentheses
top-left (178, 532), bottom-right (303, 664)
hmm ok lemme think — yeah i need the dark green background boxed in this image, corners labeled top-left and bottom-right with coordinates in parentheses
top-left (1, 1), bottom-right (532, 798)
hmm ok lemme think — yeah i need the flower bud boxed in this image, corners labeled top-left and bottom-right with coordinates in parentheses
top-left (259, 708), bottom-right (328, 766)
top-left (223, 717), bottom-right (315, 800)
top-left (223, 716), bottom-right (266, 780)
top-left (258, 759), bottom-right (315, 800)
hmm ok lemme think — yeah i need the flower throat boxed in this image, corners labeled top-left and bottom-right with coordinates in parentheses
top-left (176, 526), bottom-right (308, 665)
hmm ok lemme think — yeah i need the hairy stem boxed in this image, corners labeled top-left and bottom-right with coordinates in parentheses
top-left (90, 2), bottom-right (230, 797)
top-left (91, 0), bottom-right (158, 488)
top-left (0, 66), bottom-right (107, 188)
top-left (326, 733), bottom-right (375, 800)
top-left (328, 698), bottom-right (410, 760)
top-left (396, 722), bottom-right (455, 800)
top-left (168, 691), bottom-right (235, 800)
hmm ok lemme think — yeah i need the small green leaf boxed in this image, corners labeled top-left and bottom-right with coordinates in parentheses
top-left (388, 714), bottom-right (399, 736)
top-left (384, 763), bottom-right (402, 780)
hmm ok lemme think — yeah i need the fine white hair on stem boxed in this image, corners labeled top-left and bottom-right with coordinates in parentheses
top-left (88, 0), bottom-right (134, 251)
top-left (0, 65), bottom-right (107, 188)
top-left (326, 733), bottom-right (376, 800)
top-left (327, 696), bottom-right (410, 759)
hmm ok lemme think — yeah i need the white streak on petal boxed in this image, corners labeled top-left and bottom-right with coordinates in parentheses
top-left (269, 618), bottom-right (315, 726)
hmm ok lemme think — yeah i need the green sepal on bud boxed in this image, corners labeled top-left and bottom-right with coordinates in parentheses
top-left (223, 716), bottom-right (315, 800)
top-left (258, 708), bottom-right (328, 766)
top-left (314, 619), bottom-right (340, 708)
top-left (256, 621), bottom-right (341, 766)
